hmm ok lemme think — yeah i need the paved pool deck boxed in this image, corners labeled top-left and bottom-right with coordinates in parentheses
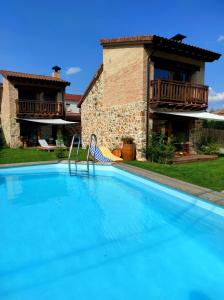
top-left (0, 161), bottom-right (223, 206)
top-left (115, 163), bottom-right (224, 206)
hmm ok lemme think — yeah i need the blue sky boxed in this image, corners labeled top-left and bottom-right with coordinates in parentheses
top-left (0, 0), bottom-right (223, 109)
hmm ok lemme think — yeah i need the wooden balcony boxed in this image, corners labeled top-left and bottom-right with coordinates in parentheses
top-left (65, 112), bottom-right (81, 122)
top-left (150, 80), bottom-right (208, 110)
top-left (16, 100), bottom-right (64, 117)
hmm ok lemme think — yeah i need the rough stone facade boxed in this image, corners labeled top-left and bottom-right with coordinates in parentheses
top-left (81, 73), bottom-right (147, 160)
top-left (1, 78), bottom-right (20, 147)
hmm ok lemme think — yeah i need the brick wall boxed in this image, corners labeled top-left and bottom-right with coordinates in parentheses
top-left (103, 45), bottom-right (148, 106)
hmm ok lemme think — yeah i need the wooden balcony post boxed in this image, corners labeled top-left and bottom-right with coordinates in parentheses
top-left (157, 79), bottom-right (161, 102)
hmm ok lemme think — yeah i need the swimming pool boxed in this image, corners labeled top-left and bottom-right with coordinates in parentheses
top-left (0, 163), bottom-right (224, 300)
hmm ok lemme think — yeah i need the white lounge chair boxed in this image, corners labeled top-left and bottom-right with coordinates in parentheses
top-left (38, 139), bottom-right (57, 152)
top-left (56, 139), bottom-right (67, 149)
top-left (219, 148), bottom-right (224, 155)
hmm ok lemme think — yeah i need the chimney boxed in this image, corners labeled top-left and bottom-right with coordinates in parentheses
top-left (52, 66), bottom-right (61, 79)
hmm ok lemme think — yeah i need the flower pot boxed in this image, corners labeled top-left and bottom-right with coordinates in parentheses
top-left (112, 149), bottom-right (122, 158)
top-left (121, 143), bottom-right (136, 161)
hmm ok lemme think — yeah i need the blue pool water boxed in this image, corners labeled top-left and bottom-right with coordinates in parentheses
top-left (0, 164), bottom-right (224, 300)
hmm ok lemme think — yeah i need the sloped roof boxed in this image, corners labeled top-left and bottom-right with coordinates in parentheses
top-left (77, 64), bottom-right (103, 107)
top-left (64, 93), bottom-right (82, 102)
top-left (100, 34), bottom-right (221, 62)
top-left (0, 70), bottom-right (70, 86)
top-left (214, 109), bottom-right (224, 115)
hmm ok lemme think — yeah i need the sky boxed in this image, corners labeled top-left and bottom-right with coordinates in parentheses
top-left (0, 0), bottom-right (224, 109)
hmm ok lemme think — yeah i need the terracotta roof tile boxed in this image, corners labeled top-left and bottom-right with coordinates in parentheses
top-left (214, 109), bottom-right (224, 115)
top-left (0, 70), bottom-right (70, 85)
top-left (64, 93), bottom-right (82, 102)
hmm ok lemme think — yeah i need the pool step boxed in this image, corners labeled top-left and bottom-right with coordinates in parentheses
top-left (69, 170), bottom-right (91, 176)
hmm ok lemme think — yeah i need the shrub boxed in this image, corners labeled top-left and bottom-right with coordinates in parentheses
top-left (146, 132), bottom-right (175, 164)
top-left (200, 144), bottom-right (219, 155)
top-left (55, 147), bottom-right (66, 159)
top-left (196, 134), bottom-right (219, 155)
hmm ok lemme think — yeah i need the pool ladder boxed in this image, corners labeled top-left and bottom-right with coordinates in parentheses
top-left (68, 134), bottom-right (97, 176)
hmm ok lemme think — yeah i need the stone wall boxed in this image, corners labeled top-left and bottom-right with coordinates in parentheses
top-left (189, 119), bottom-right (203, 153)
top-left (81, 73), bottom-right (147, 160)
top-left (1, 78), bottom-right (20, 147)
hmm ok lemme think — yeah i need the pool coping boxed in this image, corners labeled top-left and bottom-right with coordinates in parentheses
top-left (1, 160), bottom-right (223, 205)
top-left (114, 164), bottom-right (224, 206)
top-left (0, 160), bottom-right (60, 168)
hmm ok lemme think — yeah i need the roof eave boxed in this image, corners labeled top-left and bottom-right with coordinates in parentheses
top-left (100, 35), bottom-right (221, 62)
top-left (0, 71), bottom-right (70, 86)
top-left (77, 64), bottom-right (103, 108)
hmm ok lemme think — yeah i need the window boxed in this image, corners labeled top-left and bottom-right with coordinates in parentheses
top-left (44, 91), bottom-right (57, 102)
top-left (66, 103), bottom-right (71, 112)
top-left (18, 89), bottom-right (37, 100)
top-left (154, 67), bottom-right (190, 82)
top-left (154, 68), bottom-right (171, 80)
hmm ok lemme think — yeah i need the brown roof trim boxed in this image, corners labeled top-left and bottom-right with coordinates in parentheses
top-left (0, 70), bottom-right (70, 86)
top-left (100, 35), bottom-right (154, 46)
top-left (100, 35), bottom-right (221, 62)
top-left (77, 64), bottom-right (103, 108)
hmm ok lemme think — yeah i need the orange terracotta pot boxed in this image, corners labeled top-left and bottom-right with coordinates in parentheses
top-left (121, 144), bottom-right (136, 161)
top-left (112, 149), bottom-right (122, 158)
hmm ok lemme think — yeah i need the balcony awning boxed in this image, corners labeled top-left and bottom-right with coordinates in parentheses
top-left (17, 118), bottom-right (77, 125)
top-left (154, 111), bottom-right (224, 122)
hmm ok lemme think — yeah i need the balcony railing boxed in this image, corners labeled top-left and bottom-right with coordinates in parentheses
top-left (150, 79), bottom-right (208, 109)
top-left (16, 100), bottom-right (64, 116)
top-left (65, 112), bottom-right (81, 122)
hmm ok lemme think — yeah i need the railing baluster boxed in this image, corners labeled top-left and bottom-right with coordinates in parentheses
top-left (16, 100), bottom-right (64, 116)
top-left (149, 80), bottom-right (208, 108)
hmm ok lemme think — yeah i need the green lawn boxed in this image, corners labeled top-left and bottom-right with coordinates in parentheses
top-left (0, 148), bottom-right (87, 164)
top-left (1, 148), bottom-right (223, 192)
top-left (126, 158), bottom-right (224, 192)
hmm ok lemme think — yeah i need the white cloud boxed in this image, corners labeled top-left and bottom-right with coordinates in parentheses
top-left (65, 67), bottom-right (81, 75)
top-left (217, 35), bottom-right (224, 42)
top-left (209, 87), bottom-right (224, 102)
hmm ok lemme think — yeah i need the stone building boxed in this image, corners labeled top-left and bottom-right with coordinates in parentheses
top-left (78, 34), bottom-right (221, 159)
top-left (0, 67), bottom-right (78, 147)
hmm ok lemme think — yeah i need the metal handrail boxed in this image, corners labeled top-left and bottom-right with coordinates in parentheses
top-left (68, 134), bottom-right (80, 174)
top-left (86, 134), bottom-right (97, 173)
top-left (68, 133), bottom-right (97, 175)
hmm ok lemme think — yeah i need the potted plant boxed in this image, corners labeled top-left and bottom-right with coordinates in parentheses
top-left (121, 136), bottom-right (136, 160)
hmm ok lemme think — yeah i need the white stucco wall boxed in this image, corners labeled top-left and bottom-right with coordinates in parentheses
top-left (65, 100), bottom-right (80, 113)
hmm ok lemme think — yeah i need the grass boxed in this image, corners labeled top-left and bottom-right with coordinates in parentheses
top-left (1, 147), bottom-right (223, 192)
top-left (126, 158), bottom-right (224, 192)
top-left (0, 147), bottom-right (87, 164)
